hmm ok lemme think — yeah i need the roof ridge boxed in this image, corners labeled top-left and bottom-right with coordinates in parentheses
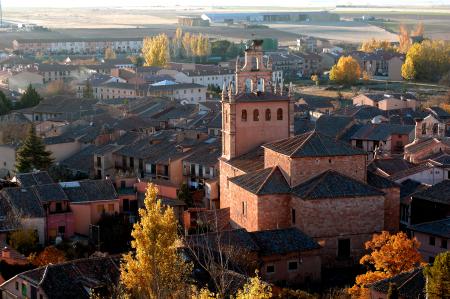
top-left (255, 166), bottom-right (277, 194)
top-left (396, 267), bottom-right (423, 293)
top-left (292, 131), bottom-right (315, 156)
top-left (300, 170), bottom-right (332, 199)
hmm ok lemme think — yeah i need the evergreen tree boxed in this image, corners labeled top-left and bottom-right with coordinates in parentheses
top-left (387, 283), bottom-right (399, 299)
top-left (16, 124), bottom-right (53, 173)
top-left (0, 90), bottom-right (11, 115)
top-left (424, 251), bottom-right (450, 299)
top-left (20, 84), bottom-right (42, 108)
top-left (82, 80), bottom-right (94, 98)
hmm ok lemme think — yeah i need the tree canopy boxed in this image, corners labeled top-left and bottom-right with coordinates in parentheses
top-left (348, 231), bottom-right (422, 298)
top-left (15, 124), bottom-right (54, 173)
top-left (401, 40), bottom-right (450, 82)
top-left (424, 251), bottom-right (450, 299)
top-left (142, 34), bottom-right (170, 67)
top-left (120, 184), bottom-right (191, 298)
top-left (19, 84), bottom-right (43, 108)
top-left (0, 90), bottom-right (12, 115)
top-left (329, 56), bottom-right (361, 85)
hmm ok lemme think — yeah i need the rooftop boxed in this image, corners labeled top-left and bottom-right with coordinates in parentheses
top-left (229, 166), bottom-right (290, 195)
top-left (409, 217), bottom-right (450, 239)
top-left (263, 131), bottom-right (366, 158)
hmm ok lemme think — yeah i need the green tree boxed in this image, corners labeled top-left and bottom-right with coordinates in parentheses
top-left (177, 182), bottom-right (193, 207)
top-left (0, 90), bottom-right (12, 115)
top-left (424, 251), bottom-right (450, 299)
top-left (387, 283), bottom-right (399, 299)
top-left (16, 124), bottom-right (53, 173)
top-left (120, 184), bottom-right (191, 298)
top-left (20, 84), bottom-right (42, 108)
top-left (8, 229), bottom-right (39, 255)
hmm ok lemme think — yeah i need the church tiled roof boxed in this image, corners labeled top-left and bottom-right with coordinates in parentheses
top-left (226, 147), bottom-right (265, 173)
top-left (229, 166), bottom-right (290, 195)
top-left (249, 228), bottom-right (320, 256)
top-left (291, 170), bottom-right (384, 200)
top-left (263, 131), bottom-right (366, 158)
top-left (367, 171), bottom-right (399, 189)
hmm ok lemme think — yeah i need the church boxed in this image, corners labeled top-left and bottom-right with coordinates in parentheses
top-left (219, 40), bottom-right (400, 266)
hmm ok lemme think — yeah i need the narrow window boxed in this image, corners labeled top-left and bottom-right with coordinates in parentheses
top-left (422, 123), bottom-right (426, 135)
top-left (338, 239), bottom-right (351, 259)
top-left (441, 239), bottom-right (448, 249)
top-left (253, 109), bottom-right (259, 121)
top-left (265, 109), bottom-right (271, 121)
top-left (291, 208), bottom-right (296, 224)
top-left (277, 108), bottom-right (283, 120)
top-left (266, 264), bottom-right (275, 274)
top-left (242, 201), bottom-right (247, 216)
top-left (241, 110), bottom-right (247, 122)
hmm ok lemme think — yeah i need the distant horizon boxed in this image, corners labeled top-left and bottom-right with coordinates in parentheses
top-left (2, 0), bottom-right (449, 9)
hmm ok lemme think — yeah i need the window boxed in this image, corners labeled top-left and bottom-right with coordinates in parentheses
top-left (55, 202), bottom-right (62, 212)
top-left (338, 239), bottom-right (351, 259)
top-left (288, 261), bottom-right (298, 271)
top-left (291, 208), bottom-right (296, 224)
top-left (15, 282), bottom-right (18, 290)
top-left (422, 123), bottom-right (426, 135)
top-left (356, 140), bottom-right (363, 149)
top-left (97, 156), bottom-right (101, 167)
top-left (433, 123), bottom-right (438, 135)
top-left (97, 205), bottom-right (105, 214)
top-left (277, 108), bottom-right (283, 120)
top-left (22, 283), bottom-right (27, 297)
top-left (241, 110), bottom-right (247, 121)
top-left (266, 264), bottom-right (275, 274)
top-left (242, 201), bottom-right (247, 216)
top-left (139, 159), bottom-right (143, 171)
top-left (122, 156), bottom-right (127, 168)
top-left (265, 109), bottom-right (271, 121)
top-left (429, 236), bottom-right (436, 246)
top-left (58, 226), bottom-right (65, 234)
top-left (253, 109), bottom-right (259, 121)
top-left (129, 157), bottom-right (134, 168)
top-left (441, 239), bottom-right (447, 249)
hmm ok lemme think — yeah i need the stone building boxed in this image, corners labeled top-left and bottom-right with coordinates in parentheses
top-left (219, 40), bottom-right (400, 268)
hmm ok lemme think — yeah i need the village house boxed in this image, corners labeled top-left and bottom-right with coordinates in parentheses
top-left (218, 40), bottom-right (400, 269)
top-left (410, 217), bottom-right (449, 263)
top-left (60, 179), bottom-right (120, 236)
top-left (0, 256), bottom-right (120, 299)
top-left (350, 123), bottom-right (414, 159)
top-left (13, 38), bottom-right (143, 54)
top-left (7, 71), bottom-right (44, 93)
top-left (267, 52), bottom-right (304, 79)
top-left (353, 93), bottom-right (419, 111)
top-left (349, 50), bottom-right (405, 81)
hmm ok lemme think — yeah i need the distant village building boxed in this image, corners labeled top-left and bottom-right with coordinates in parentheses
top-left (13, 38), bottom-right (143, 54)
top-left (353, 93), bottom-right (419, 111)
top-left (177, 16), bottom-right (210, 27)
top-left (349, 50), bottom-right (405, 81)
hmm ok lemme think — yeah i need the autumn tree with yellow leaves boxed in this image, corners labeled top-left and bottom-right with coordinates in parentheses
top-left (348, 231), bottom-right (423, 299)
top-left (329, 56), bottom-right (361, 85)
top-left (104, 47), bottom-right (117, 59)
top-left (360, 38), bottom-right (396, 53)
top-left (120, 184), bottom-right (191, 299)
top-left (142, 34), bottom-right (170, 67)
top-left (402, 40), bottom-right (450, 82)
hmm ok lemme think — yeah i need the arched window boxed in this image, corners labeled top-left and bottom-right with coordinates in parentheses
top-left (265, 109), bottom-right (271, 121)
top-left (241, 110), bottom-right (247, 122)
top-left (277, 108), bottom-right (283, 120)
top-left (253, 109), bottom-right (259, 121)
